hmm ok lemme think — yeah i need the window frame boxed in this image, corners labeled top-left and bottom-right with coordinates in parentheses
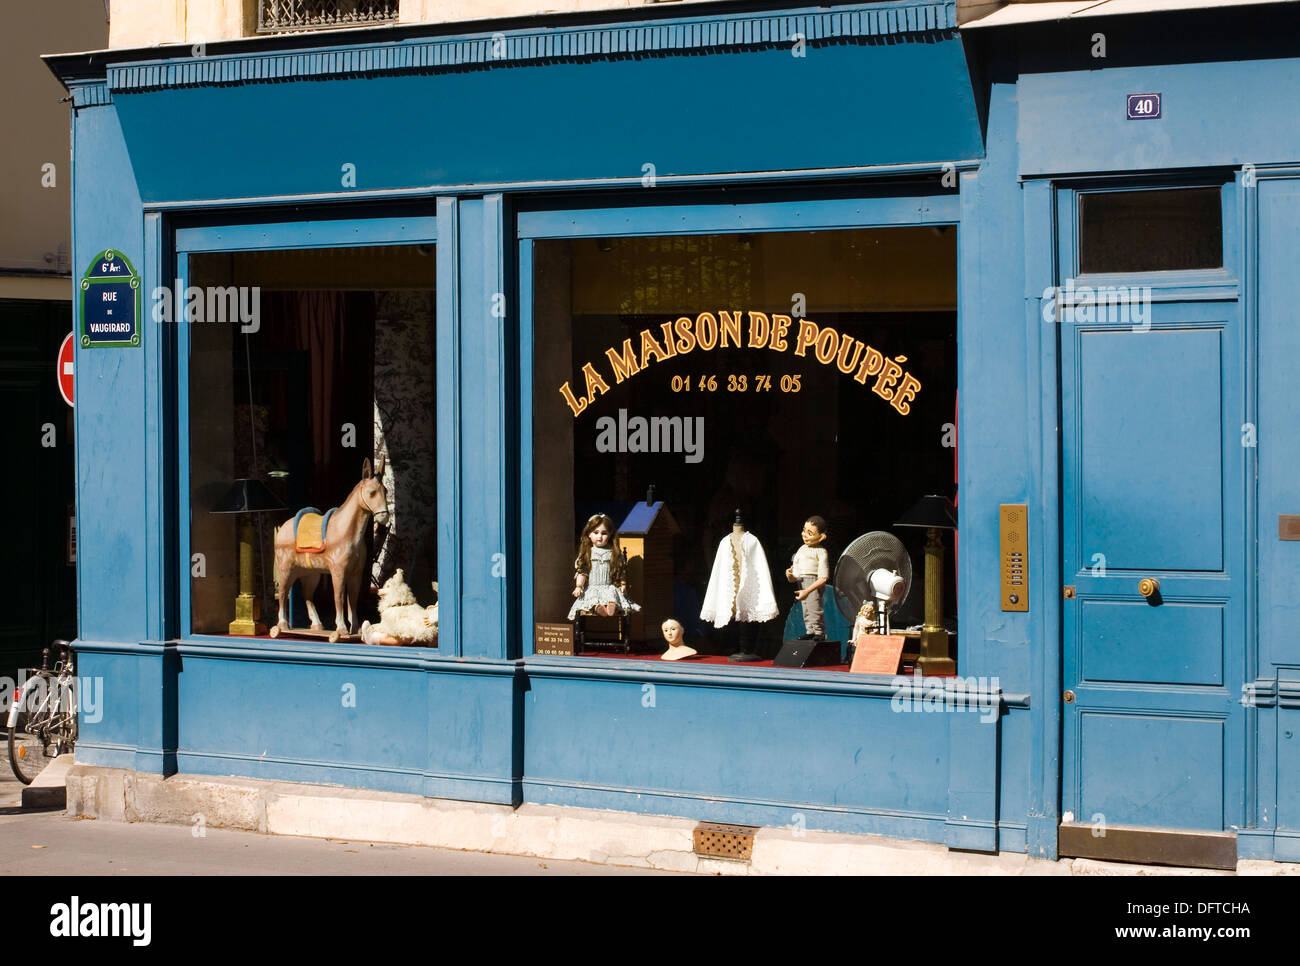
top-left (173, 211), bottom-right (442, 652)
top-left (1056, 179), bottom-right (1239, 301)
top-left (516, 187), bottom-right (961, 669)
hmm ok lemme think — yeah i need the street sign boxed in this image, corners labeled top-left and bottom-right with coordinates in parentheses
top-left (57, 332), bottom-right (74, 407)
top-left (80, 249), bottom-right (141, 348)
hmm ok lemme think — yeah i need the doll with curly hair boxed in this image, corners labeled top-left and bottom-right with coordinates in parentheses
top-left (567, 513), bottom-right (642, 620)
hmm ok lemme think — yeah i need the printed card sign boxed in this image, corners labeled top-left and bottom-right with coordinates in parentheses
top-left (850, 632), bottom-right (906, 675)
top-left (80, 250), bottom-right (141, 348)
top-left (1126, 93), bottom-right (1161, 120)
top-left (534, 622), bottom-right (575, 656)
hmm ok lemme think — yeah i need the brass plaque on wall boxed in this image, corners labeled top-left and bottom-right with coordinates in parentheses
top-left (1280, 515), bottom-right (1300, 541)
top-left (534, 622), bottom-right (574, 656)
top-left (1000, 504), bottom-right (1028, 612)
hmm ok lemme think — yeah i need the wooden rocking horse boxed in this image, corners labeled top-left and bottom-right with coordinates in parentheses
top-left (270, 456), bottom-right (390, 643)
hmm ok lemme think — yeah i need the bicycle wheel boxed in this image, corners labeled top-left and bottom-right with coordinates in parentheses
top-left (8, 708), bottom-right (53, 785)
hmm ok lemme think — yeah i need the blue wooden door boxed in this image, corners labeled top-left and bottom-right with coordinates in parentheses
top-left (1058, 190), bottom-right (1245, 838)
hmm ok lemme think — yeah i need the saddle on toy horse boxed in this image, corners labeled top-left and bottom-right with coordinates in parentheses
top-left (291, 507), bottom-right (337, 553)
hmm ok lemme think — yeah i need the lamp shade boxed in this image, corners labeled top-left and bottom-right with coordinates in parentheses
top-left (895, 494), bottom-right (957, 530)
top-left (211, 478), bottom-right (287, 515)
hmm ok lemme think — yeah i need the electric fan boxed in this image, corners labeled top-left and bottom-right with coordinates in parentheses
top-left (833, 531), bottom-right (913, 635)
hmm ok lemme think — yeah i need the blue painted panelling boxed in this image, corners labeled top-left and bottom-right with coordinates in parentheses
top-left (947, 707), bottom-right (999, 850)
top-left (73, 649), bottom-right (142, 765)
top-left (453, 198), bottom-right (512, 660)
top-left (424, 663), bottom-right (522, 803)
top-left (522, 670), bottom-right (952, 832)
top-left (1077, 328), bottom-right (1224, 572)
top-left (1019, 57), bottom-right (1300, 176)
top-left (172, 647), bottom-right (521, 801)
top-left (957, 71), bottom-right (1035, 696)
top-left (111, 39), bottom-right (981, 202)
top-left (1257, 179), bottom-right (1300, 671)
top-left (1279, 679), bottom-right (1300, 845)
top-left (996, 706), bottom-right (1031, 851)
top-left (72, 104), bottom-right (149, 643)
top-left (176, 655), bottom-right (432, 778)
top-left (1081, 600), bottom-right (1224, 686)
top-left (1080, 712), bottom-right (1225, 830)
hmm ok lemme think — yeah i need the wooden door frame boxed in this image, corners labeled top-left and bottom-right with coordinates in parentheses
top-left (1045, 174), bottom-right (1249, 867)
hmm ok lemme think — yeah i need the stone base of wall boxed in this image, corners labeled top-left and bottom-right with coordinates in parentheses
top-left (65, 765), bottom-right (1296, 876)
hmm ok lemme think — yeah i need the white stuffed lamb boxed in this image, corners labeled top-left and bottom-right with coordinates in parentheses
top-left (360, 570), bottom-right (438, 646)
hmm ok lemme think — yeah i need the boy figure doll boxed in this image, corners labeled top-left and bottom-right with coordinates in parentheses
top-left (786, 515), bottom-right (830, 640)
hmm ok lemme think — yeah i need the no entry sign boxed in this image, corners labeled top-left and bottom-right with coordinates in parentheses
top-left (57, 332), bottom-right (74, 407)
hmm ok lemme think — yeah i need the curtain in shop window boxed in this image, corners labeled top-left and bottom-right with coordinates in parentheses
top-left (260, 290), bottom-right (375, 510)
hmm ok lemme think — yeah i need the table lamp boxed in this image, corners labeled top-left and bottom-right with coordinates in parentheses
top-left (896, 494), bottom-right (957, 675)
top-left (211, 478), bottom-right (286, 636)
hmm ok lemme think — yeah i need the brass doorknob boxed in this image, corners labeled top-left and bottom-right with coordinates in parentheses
top-left (1138, 577), bottom-right (1160, 598)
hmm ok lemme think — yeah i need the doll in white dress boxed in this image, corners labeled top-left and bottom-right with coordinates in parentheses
top-left (568, 513), bottom-right (642, 620)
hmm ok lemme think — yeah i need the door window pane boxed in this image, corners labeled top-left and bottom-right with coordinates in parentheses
top-left (1079, 188), bottom-right (1222, 274)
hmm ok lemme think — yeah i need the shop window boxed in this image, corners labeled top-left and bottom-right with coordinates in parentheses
top-left (186, 245), bottom-right (437, 646)
top-left (530, 227), bottom-right (958, 671)
top-left (1079, 187), bottom-right (1222, 274)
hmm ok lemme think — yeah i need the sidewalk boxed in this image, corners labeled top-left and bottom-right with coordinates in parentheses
top-left (63, 764), bottom-right (1300, 876)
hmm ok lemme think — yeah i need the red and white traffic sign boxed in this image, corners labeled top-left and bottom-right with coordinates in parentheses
top-left (57, 332), bottom-right (74, 408)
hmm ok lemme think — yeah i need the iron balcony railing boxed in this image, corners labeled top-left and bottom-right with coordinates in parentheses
top-left (258, 0), bottom-right (399, 33)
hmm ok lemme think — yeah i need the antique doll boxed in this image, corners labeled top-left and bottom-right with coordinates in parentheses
top-left (785, 515), bottom-right (830, 640)
top-left (852, 600), bottom-right (878, 643)
top-left (659, 618), bottom-right (698, 662)
top-left (568, 513), bottom-right (642, 621)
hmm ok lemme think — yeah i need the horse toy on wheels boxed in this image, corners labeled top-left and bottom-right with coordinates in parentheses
top-left (271, 456), bottom-right (390, 643)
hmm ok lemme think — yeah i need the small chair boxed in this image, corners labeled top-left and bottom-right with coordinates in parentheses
top-left (574, 610), bottom-right (632, 654)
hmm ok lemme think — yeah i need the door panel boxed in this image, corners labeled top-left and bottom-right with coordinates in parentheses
top-left (1081, 599), bottom-right (1224, 686)
top-left (1079, 712), bottom-right (1225, 830)
top-left (1077, 328), bottom-right (1223, 572)
top-left (1061, 296), bottom-right (1244, 837)
top-left (1258, 181), bottom-right (1300, 672)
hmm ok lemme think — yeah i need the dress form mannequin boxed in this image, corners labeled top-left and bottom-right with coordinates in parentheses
top-left (727, 509), bottom-right (763, 662)
top-left (700, 508), bottom-right (778, 653)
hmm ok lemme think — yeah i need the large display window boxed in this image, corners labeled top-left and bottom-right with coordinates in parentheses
top-left (528, 221), bottom-right (958, 671)
top-left (182, 241), bottom-right (438, 647)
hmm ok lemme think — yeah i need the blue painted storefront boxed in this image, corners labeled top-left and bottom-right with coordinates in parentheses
top-left (46, 0), bottom-right (1300, 862)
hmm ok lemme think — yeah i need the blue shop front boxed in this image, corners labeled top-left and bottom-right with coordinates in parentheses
top-left (47, 0), bottom-right (1300, 866)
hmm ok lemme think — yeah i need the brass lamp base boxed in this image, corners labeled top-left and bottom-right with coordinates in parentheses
top-left (229, 591), bottom-right (266, 637)
top-left (915, 626), bottom-right (955, 676)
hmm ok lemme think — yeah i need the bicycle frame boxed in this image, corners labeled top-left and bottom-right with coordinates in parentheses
top-left (8, 664), bottom-right (77, 751)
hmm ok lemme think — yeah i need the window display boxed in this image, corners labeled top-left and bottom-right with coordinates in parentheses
top-left (531, 227), bottom-right (959, 670)
top-left (659, 618), bottom-right (696, 662)
top-left (568, 514), bottom-right (641, 620)
top-left (700, 510), bottom-right (778, 661)
top-left (270, 456), bottom-right (391, 642)
top-left (358, 567), bottom-right (439, 646)
top-left (787, 515), bottom-right (831, 640)
top-left (187, 245), bottom-right (436, 645)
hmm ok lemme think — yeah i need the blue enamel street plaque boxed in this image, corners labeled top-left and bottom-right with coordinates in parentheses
top-left (1127, 93), bottom-right (1161, 120)
top-left (80, 250), bottom-right (141, 348)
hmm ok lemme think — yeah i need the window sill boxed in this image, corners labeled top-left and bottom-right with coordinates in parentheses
top-left (522, 651), bottom-right (924, 696)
